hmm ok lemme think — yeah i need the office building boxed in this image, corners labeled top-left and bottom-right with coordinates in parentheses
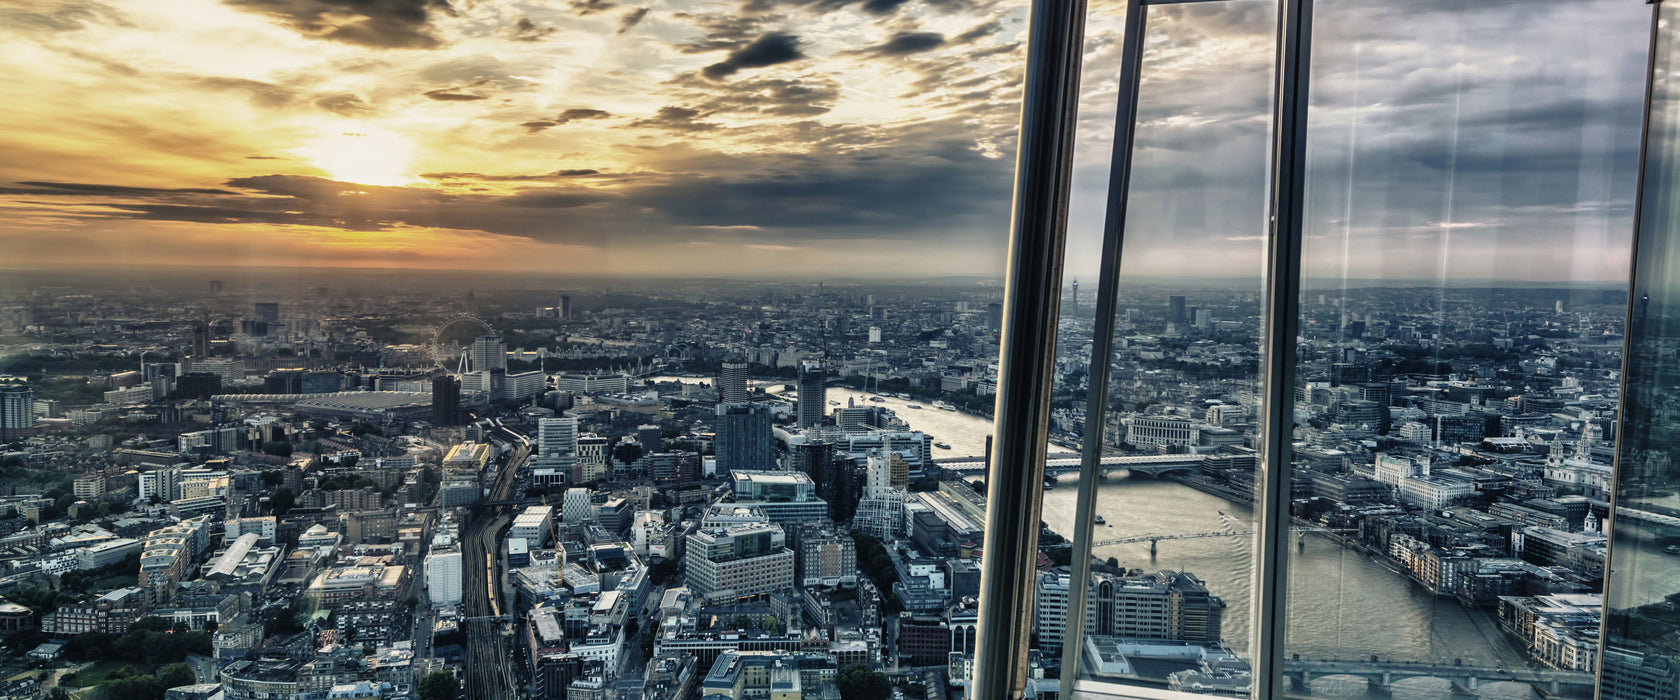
top-left (563, 487), bottom-right (594, 523)
top-left (425, 546), bottom-right (462, 606)
top-left (715, 403), bottom-right (774, 471)
top-left (534, 417), bottom-right (578, 473)
top-left (1168, 295), bottom-right (1187, 324)
top-left (798, 527), bottom-right (857, 588)
top-left (432, 375), bottom-right (462, 426)
top-left (719, 358), bottom-right (750, 404)
top-left (686, 519), bottom-right (795, 601)
top-left (175, 372), bottom-right (222, 400)
top-left (796, 360), bottom-right (825, 429)
top-left (510, 505), bottom-right (555, 547)
top-left (253, 302), bottom-right (279, 323)
top-left (1035, 568), bottom-right (1225, 655)
top-left (854, 450), bottom-right (908, 541)
top-left (470, 334), bottom-right (506, 372)
top-left (0, 385), bottom-right (33, 439)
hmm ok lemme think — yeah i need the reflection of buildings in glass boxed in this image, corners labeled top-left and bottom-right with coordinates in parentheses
top-left (1035, 568), bottom-right (1225, 656)
top-left (1542, 422), bottom-right (1613, 499)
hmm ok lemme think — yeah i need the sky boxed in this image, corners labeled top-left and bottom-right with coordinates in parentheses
top-left (0, 0), bottom-right (1656, 281)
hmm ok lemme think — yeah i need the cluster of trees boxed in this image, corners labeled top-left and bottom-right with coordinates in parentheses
top-left (79, 663), bottom-right (195, 700)
top-left (315, 474), bottom-right (380, 491)
top-left (62, 617), bottom-right (212, 665)
top-left (417, 670), bottom-right (460, 700)
top-left (836, 664), bottom-right (892, 700)
top-left (58, 553), bottom-right (141, 593)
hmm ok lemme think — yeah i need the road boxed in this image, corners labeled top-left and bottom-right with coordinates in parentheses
top-left (462, 446), bottom-right (525, 700)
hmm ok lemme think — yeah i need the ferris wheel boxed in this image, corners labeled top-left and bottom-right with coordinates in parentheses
top-left (431, 314), bottom-right (494, 369)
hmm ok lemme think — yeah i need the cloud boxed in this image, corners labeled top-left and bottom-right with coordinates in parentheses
top-left (509, 17), bottom-right (555, 41)
top-left (855, 31), bottom-right (944, 56)
top-left (952, 20), bottom-right (1000, 43)
top-left (670, 76), bottom-right (840, 117)
top-left (0, 1), bottom-right (125, 33)
top-left (422, 88), bottom-right (487, 101)
top-left (556, 108), bottom-right (612, 124)
top-left (419, 170), bottom-right (604, 181)
top-left (223, 0), bottom-right (454, 49)
top-left (196, 77), bottom-right (297, 107)
top-left (702, 33), bottom-right (804, 80)
top-left (0, 181), bottom-right (237, 196)
top-left (569, 0), bottom-right (616, 15)
top-left (619, 7), bottom-right (649, 34)
top-left (630, 106), bottom-right (719, 132)
top-left (313, 93), bottom-right (375, 115)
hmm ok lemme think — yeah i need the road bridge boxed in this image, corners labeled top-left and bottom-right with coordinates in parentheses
top-left (940, 454), bottom-right (1200, 479)
top-left (1091, 526), bottom-right (1352, 555)
top-left (1282, 659), bottom-right (1592, 695)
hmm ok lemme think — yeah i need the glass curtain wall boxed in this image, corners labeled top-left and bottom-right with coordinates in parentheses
top-left (1056, 0), bottom-right (1653, 698)
top-left (1605, 2), bottom-right (1680, 699)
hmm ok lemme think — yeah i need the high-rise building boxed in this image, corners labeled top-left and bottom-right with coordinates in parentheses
top-left (797, 360), bottom-right (825, 429)
top-left (854, 449), bottom-right (907, 540)
top-left (432, 375), bottom-right (462, 426)
top-left (0, 385), bottom-right (33, 439)
top-left (558, 294), bottom-right (573, 320)
top-left (174, 372), bottom-right (222, 400)
top-left (576, 435), bottom-right (610, 482)
top-left (470, 334), bottom-right (507, 372)
top-left (190, 322), bottom-right (210, 359)
top-left (253, 302), bottom-right (279, 323)
top-left (792, 441), bottom-right (858, 522)
top-left (715, 403), bottom-right (774, 471)
top-left (534, 417), bottom-right (578, 473)
top-left (425, 544), bottom-right (462, 606)
top-left (719, 358), bottom-right (750, 404)
top-left (209, 280), bottom-right (222, 294)
top-left (1168, 295), bottom-right (1187, 324)
top-left (685, 518), bottom-right (795, 601)
top-left (985, 303), bottom-right (1003, 332)
top-left (562, 487), bottom-right (593, 523)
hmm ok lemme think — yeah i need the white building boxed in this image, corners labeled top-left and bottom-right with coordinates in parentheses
top-left (533, 417), bottom-right (578, 473)
top-left (425, 547), bottom-right (462, 606)
top-left (510, 505), bottom-right (555, 547)
top-left (854, 450), bottom-right (908, 541)
top-left (563, 487), bottom-right (594, 524)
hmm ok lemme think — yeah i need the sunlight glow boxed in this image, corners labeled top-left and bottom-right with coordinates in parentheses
top-left (297, 129), bottom-right (415, 186)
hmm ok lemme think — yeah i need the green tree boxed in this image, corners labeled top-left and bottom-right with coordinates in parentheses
top-left (155, 663), bottom-right (195, 689)
top-left (270, 487), bottom-right (295, 516)
top-left (262, 441), bottom-right (293, 457)
top-left (418, 670), bottom-right (460, 700)
top-left (836, 665), bottom-right (892, 700)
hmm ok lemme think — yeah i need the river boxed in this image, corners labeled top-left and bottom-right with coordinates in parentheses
top-left (652, 377), bottom-right (1588, 698)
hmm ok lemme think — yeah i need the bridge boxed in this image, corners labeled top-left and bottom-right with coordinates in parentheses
top-left (1282, 659), bottom-right (1593, 695)
top-left (1091, 526), bottom-right (1351, 555)
top-left (940, 454), bottom-right (1201, 479)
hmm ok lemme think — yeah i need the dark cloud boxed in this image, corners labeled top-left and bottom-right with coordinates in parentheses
top-left (859, 0), bottom-right (910, 14)
top-left (569, 0), bottom-right (616, 14)
top-left (509, 17), bottom-right (555, 41)
top-left (702, 33), bottom-right (804, 80)
top-left (630, 106), bottom-right (719, 132)
top-left (556, 108), bottom-right (612, 124)
top-left (618, 7), bottom-right (649, 34)
top-left (422, 88), bottom-right (487, 101)
top-left (952, 20), bottom-right (1000, 43)
top-left (0, 181), bottom-right (236, 196)
top-left (557, 169), bottom-right (601, 176)
top-left (420, 170), bottom-right (603, 181)
top-left (223, 0), bottom-right (453, 49)
top-left (313, 93), bottom-right (375, 115)
top-left (668, 75), bottom-right (839, 117)
top-left (855, 31), bottom-right (943, 56)
top-left (520, 120), bottom-right (559, 133)
top-left (197, 77), bottom-right (297, 107)
top-left (244, 156), bottom-right (286, 160)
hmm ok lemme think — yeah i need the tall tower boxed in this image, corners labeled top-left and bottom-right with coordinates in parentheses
top-left (1070, 279), bottom-right (1078, 317)
top-left (715, 403), bottom-right (774, 471)
top-left (469, 335), bottom-right (507, 373)
top-left (0, 385), bottom-right (32, 439)
top-left (719, 358), bottom-right (750, 404)
top-left (797, 360), bottom-right (826, 429)
top-left (559, 295), bottom-right (573, 320)
top-left (432, 376), bottom-right (462, 426)
top-left (1168, 295), bottom-right (1187, 325)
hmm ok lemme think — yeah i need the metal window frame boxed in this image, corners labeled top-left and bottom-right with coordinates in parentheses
top-left (968, 0), bottom-right (1086, 687)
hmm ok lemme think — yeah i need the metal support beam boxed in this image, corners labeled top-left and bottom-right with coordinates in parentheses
top-left (970, 0), bottom-right (1086, 688)
top-left (1252, 0), bottom-right (1313, 698)
top-left (1058, 0), bottom-right (1149, 690)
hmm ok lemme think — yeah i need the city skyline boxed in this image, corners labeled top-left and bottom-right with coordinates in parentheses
top-left (0, 0), bottom-right (1657, 281)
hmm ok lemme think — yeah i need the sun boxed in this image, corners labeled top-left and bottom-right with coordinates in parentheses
top-left (298, 129), bottom-right (416, 186)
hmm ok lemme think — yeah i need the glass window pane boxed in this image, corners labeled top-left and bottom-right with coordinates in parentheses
top-left (1604, 3), bottom-right (1680, 699)
top-left (1056, 0), bottom-right (1276, 693)
top-left (1283, 1), bottom-right (1648, 698)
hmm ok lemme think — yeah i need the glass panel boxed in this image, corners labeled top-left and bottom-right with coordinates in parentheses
top-left (1283, 1), bottom-right (1648, 699)
top-left (1604, 3), bottom-right (1680, 699)
top-left (1055, 0), bottom-right (1276, 693)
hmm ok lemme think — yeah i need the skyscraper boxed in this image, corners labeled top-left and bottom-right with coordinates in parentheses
top-left (432, 376), bottom-right (462, 426)
top-left (985, 302), bottom-right (1003, 332)
top-left (470, 335), bottom-right (507, 372)
top-left (1168, 295), bottom-right (1187, 324)
top-left (797, 359), bottom-right (826, 429)
top-left (0, 385), bottom-right (33, 439)
top-left (534, 417), bottom-right (578, 473)
top-left (719, 357), bottom-right (750, 404)
top-left (209, 280), bottom-right (222, 294)
top-left (558, 294), bottom-right (573, 319)
top-left (191, 321), bottom-right (209, 359)
top-left (715, 403), bottom-right (774, 471)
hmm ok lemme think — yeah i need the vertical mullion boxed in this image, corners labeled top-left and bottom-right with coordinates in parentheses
top-left (968, 0), bottom-right (1086, 685)
top-left (1252, 0), bottom-right (1312, 699)
top-left (1595, 2), bottom-right (1663, 697)
top-left (1058, 0), bottom-right (1150, 689)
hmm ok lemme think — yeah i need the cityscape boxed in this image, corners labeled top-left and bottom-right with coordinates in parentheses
top-left (0, 268), bottom-right (1662, 700)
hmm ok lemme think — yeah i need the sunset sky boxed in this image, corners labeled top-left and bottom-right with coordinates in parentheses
top-left (0, 0), bottom-right (1657, 281)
